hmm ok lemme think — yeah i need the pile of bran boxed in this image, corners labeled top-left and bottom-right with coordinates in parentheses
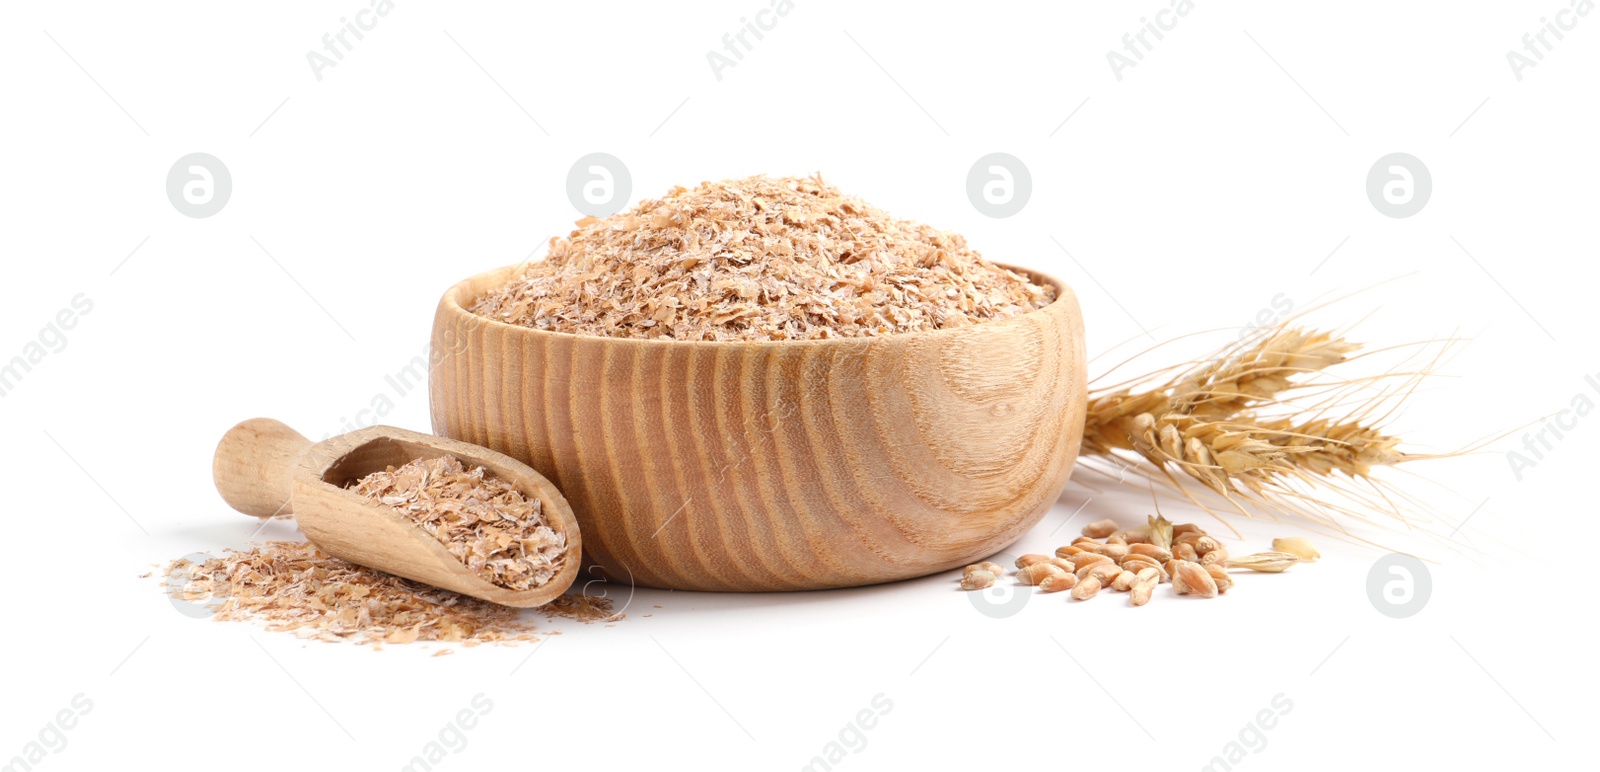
top-left (473, 174), bottom-right (1054, 341)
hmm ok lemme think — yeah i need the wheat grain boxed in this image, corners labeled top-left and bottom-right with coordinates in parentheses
top-left (1128, 543), bottom-right (1172, 562)
top-left (960, 570), bottom-right (997, 590)
top-left (1017, 563), bottom-right (1069, 586)
top-left (1129, 577), bottom-right (1156, 606)
top-left (1082, 519), bottom-right (1119, 538)
top-left (1204, 563), bottom-right (1234, 593)
top-left (1046, 557), bottom-right (1078, 573)
top-left (1272, 537), bottom-right (1320, 561)
top-left (1118, 555), bottom-right (1164, 577)
top-left (1015, 554), bottom-right (1053, 569)
top-left (1070, 553), bottom-right (1113, 570)
top-left (1172, 560), bottom-right (1219, 598)
top-left (1078, 562), bottom-right (1122, 584)
top-left (1226, 552), bottom-right (1302, 573)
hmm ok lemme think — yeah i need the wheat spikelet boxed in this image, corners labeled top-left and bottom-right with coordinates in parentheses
top-left (1254, 417), bottom-right (1406, 477)
top-left (1078, 322), bottom-right (1433, 523)
top-left (1171, 329), bottom-right (1360, 418)
top-left (1082, 327), bottom-right (1359, 453)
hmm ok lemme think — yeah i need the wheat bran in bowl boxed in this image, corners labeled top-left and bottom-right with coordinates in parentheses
top-left (471, 174), bottom-right (1056, 341)
top-left (435, 172), bottom-right (1085, 591)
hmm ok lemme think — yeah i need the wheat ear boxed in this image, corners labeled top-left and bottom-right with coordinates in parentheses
top-left (1078, 322), bottom-right (1454, 526)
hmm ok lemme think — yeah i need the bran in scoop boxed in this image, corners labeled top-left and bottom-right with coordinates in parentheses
top-left (350, 455), bottom-right (567, 592)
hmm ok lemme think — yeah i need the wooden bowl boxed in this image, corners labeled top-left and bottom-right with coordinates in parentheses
top-left (429, 264), bottom-right (1086, 591)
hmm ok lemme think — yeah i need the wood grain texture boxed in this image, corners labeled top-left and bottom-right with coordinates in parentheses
top-left (430, 264), bottom-right (1086, 591)
top-left (211, 418), bottom-right (582, 607)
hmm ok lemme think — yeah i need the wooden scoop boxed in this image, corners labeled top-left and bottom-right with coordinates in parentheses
top-left (211, 418), bottom-right (581, 608)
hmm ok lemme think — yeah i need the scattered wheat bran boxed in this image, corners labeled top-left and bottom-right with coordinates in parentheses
top-left (350, 455), bottom-right (566, 591)
top-left (472, 174), bottom-right (1055, 341)
top-left (162, 541), bottom-right (621, 647)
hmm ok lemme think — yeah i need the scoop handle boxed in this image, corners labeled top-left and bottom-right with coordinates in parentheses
top-left (213, 418), bottom-right (313, 517)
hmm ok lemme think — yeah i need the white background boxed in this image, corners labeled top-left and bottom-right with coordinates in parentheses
top-left (2, 1), bottom-right (1594, 769)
